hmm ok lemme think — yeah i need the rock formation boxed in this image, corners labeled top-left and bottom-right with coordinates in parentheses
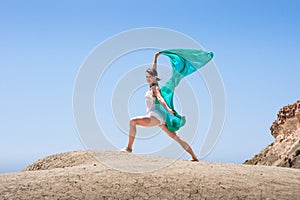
top-left (1, 151), bottom-right (300, 199)
top-left (244, 100), bottom-right (300, 168)
top-left (23, 150), bottom-right (98, 171)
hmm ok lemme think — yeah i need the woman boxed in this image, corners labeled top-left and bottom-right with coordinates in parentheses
top-left (122, 52), bottom-right (199, 161)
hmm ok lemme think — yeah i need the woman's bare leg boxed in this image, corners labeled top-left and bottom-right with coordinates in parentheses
top-left (126, 116), bottom-right (161, 152)
top-left (160, 124), bottom-right (199, 161)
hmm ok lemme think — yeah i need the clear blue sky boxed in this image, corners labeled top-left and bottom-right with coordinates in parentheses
top-left (1, 0), bottom-right (299, 173)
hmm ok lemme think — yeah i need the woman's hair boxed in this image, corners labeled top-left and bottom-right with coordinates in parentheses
top-left (146, 68), bottom-right (161, 82)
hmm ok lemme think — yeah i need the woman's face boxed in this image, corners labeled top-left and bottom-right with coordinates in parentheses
top-left (146, 72), bottom-right (153, 84)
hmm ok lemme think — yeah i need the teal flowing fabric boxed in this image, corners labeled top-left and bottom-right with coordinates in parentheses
top-left (155, 49), bottom-right (214, 132)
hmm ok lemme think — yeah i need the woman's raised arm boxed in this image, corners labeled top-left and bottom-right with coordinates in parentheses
top-left (152, 52), bottom-right (160, 70)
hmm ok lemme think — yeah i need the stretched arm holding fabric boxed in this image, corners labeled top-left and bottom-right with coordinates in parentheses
top-left (152, 52), bottom-right (160, 70)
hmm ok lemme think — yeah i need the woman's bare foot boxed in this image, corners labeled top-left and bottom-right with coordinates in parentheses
top-left (190, 158), bottom-right (199, 162)
top-left (120, 147), bottom-right (132, 153)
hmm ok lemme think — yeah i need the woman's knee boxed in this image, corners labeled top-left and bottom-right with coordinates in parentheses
top-left (167, 131), bottom-right (178, 140)
top-left (129, 118), bottom-right (137, 127)
top-left (161, 125), bottom-right (176, 138)
top-left (173, 135), bottom-right (181, 141)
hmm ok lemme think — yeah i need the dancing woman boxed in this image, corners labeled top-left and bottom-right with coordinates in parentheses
top-left (122, 52), bottom-right (199, 161)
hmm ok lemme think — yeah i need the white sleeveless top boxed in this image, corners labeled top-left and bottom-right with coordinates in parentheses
top-left (145, 89), bottom-right (166, 125)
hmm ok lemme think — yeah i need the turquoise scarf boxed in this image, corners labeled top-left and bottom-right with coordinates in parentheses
top-left (155, 49), bottom-right (214, 132)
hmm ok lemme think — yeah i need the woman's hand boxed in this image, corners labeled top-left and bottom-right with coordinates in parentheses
top-left (154, 52), bottom-right (160, 58)
top-left (168, 108), bottom-right (175, 114)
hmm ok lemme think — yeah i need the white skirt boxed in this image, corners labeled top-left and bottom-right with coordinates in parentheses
top-left (147, 110), bottom-right (166, 126)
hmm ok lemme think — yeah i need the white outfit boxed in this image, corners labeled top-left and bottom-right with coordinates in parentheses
top-left (145, 89), bottom-right (166, 125)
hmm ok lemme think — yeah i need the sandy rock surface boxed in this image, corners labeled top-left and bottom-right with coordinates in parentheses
top-left (1, 150), bottom-right (300, 200)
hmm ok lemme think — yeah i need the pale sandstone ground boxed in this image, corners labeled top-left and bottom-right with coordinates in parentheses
top-left (1, 150), bottom-right (300, 200)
